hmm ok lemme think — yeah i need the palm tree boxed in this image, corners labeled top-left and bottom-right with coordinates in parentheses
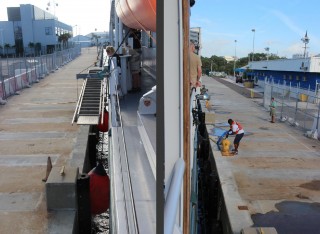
top-left (91, 33), bottom-right (100, 46)
top-left (91, 33), bottom-right (101, 53)
top-left (35, 42), bottom-right (42, 55)
top-left (58, 33), bottom-right (72, 49)
top-left (28, 42), bottom-right (35, 56)
top-left (4, 43), bottom-right (11, 56)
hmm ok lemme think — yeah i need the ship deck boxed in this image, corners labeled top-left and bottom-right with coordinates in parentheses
top-left (109, 68), bottom-right (156, 233)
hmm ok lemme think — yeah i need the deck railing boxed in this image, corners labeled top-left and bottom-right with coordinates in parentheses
top-left (108, 57), bottom-right (139, 234)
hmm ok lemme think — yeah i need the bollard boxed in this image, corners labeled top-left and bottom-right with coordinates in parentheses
top-left (77, 173), bottom-right (91, 234)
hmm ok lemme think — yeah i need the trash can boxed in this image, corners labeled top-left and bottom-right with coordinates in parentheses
top-left (243, 80), bottom-right (254, 88)
top-left (299, 94), bottom-right (308, 102)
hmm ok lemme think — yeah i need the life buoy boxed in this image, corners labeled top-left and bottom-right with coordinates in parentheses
top-left (97, 111), bottom-right (109, 132)
top-left (88, 163), bottom-right (110, 215)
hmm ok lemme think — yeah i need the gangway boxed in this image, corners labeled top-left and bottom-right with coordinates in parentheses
top-left (72, 69), bottom-right (108, 125)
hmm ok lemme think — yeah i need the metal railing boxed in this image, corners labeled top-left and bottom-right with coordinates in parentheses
top-left (0, 46), bottom-right (81, 102)
top-left (108, 57), bottom-right (139, 234)
top-left (264, 80), bottom-right (320, 136)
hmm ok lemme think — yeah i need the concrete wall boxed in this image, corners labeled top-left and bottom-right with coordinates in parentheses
top-left (0, 21), bottom-right (15, 46)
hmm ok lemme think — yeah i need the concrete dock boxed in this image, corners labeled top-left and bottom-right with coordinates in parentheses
top-left (0, 48), bottom-right (96, 233)
top-left (202, 76), bottom-right (320, 233)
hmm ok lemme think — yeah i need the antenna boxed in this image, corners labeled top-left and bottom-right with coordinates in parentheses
top-left (301, 31), bottom-right (310, 58)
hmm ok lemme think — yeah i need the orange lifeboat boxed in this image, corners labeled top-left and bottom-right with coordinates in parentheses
top-left (115, 0), bottom-right (156, 32)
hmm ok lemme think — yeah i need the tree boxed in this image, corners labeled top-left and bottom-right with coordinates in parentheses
top-left (35, 42), bottom-right (42, 55)
top-left (91, 33), bottom-right (101, 53)
top-left (4, 43), bottom-right (11, 56)
top-left (201, 52), bottom-right (286, 76)
top-left (28, 42), bottom-right (35, 56)
top-left (91, 33), bottom-right (101, 46)
top-left (58, 33), bottom-right (72, 49)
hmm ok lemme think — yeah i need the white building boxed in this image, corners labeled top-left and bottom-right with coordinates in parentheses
top-left (0, 4), bottom-right (72, 55)
top-left (70, 35), bottom-right (92, 48)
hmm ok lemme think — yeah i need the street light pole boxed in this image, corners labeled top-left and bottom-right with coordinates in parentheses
top-left (252, 29), bottom-right (255, 62)
top-left (234, 39), bottom-right (237, 77)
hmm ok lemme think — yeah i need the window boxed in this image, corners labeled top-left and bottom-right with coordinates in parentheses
top-left (283, 75), bottom-right (286, 79)
top-left (289, 75), bottom-right (292, 80)
top-left (296, 75), bottom-right (300, 81)
top-left (45, 27), bottom-right (52, 35)
top-left (302, 76), bottom-right (307, 81)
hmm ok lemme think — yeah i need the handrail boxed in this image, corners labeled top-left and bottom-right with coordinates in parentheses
top-left (109, 57), bottom-right (139, 233)
top-left (164, 158), bottom-right (185, 234)
top-left (99, 78), bottom-right (104, 124)
top-left (71, 78), bottom-right (87, 124)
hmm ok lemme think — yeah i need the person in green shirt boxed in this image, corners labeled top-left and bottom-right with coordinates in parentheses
top-left (269, 97), bottom-right (277, 123)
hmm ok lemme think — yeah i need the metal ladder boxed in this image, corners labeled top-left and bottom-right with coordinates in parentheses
top-left (72, 77), bottom-right (106, 125)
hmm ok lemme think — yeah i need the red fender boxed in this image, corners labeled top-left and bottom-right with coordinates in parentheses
top-left (97, 111), bottom-right (109, 132)
top-left (88, 164), bottom-right (110, 215)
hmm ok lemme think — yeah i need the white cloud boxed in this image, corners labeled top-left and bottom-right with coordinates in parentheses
top-left (270, 10), bottom-right (304, 36)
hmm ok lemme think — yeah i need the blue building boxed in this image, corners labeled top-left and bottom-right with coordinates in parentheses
top-left (247, 56), bottom-right (320, 91)
top-left (0, 4), bottom-right (72, 55)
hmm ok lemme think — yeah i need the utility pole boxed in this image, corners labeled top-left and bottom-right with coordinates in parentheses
top-left (234, 39), bottom-right (237, 77)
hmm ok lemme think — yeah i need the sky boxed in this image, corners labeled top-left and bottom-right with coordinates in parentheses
top-left (1, 0), bottom-right (319, 59)
top-left (0, 0), bottom-right (111, 35)
top-left (190, 0), bottom-right (320, 59)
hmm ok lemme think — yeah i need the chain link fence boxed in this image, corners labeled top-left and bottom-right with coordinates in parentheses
top-left (0, 46), bottom-right (81, 103)
top-left (263, 80), bottom-right (320, 138)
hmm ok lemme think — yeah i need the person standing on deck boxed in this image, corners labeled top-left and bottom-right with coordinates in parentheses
top-left (189, 40), bottom-right (202, 89)
top-left (106, 46), bottom-right (121, 67)
top-left (128, 45), bottom-right (141, 93)
top-left (227, 119), bottom-right (244, 155)
top-left (269, 97), bottom-right (277, 123)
